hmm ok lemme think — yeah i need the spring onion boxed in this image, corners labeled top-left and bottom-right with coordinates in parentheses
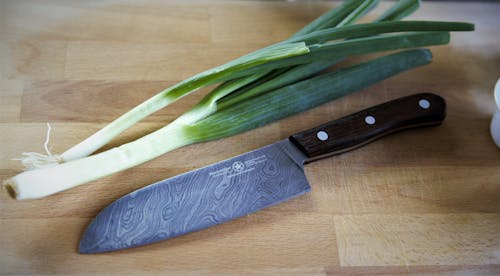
top-left (12, 0), bottom-right (371, 167)
top-left (5, 49), bottom-right (432, 200)
top-left (4, 0), bottom-right (474, 199)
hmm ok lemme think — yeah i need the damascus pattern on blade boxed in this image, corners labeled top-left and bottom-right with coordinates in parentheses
top-left (79, 140), bottom-right (310, 253)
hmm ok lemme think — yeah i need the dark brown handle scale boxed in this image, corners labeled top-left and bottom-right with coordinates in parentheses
top-left (289, 93), bottom-right (446, 162)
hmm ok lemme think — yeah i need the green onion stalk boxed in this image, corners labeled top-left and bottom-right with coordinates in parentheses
top-left (5, 0), bottom-right (474, 199)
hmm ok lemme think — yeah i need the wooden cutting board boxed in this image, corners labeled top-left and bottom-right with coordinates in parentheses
top-left (1, 1), bottom-right (499, 274)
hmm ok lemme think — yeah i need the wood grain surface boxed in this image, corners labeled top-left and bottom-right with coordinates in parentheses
top-left (1, 0), bottom-right (499, 274)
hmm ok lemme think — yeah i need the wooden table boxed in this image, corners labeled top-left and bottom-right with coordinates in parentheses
top-left (1, 1), bottom-right (499, 274)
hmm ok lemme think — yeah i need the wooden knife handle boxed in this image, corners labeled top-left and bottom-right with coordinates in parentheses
top-left (289, 93), bottom-right (446, 161)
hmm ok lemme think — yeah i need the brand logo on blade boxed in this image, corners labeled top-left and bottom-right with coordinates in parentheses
top-left (209, 155), bottom-right (267, 178)
top-left (232, 161), bottom-right (245, 172)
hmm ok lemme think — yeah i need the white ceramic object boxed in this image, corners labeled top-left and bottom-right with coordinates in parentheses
top-left (491, 79), bottom-right (500, 148)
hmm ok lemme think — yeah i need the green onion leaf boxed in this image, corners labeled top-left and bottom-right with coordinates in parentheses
top-left (224, 32), bottom-right (451, 79)
top-left (287, 21), bottom-right (474, 45)
top-left (375, 0), bottom-right (421, 22)
top-left (336, 0), bottom-right (379, 27)
top-left (292, 0), bottom-right (368, 37)
top-left (187, 49), bottom-right (433, 141)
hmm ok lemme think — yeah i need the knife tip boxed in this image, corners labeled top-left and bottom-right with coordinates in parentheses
top-left (78, 235), bottom-right (95, 254)
top-left (78, 238), bottom-right (108, 254)
top-left (78, 247), bottom-right (91, 254)
top-left (78, 222), bottom-right (108, 254)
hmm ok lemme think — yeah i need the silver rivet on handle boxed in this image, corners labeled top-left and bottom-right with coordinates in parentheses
top-left (419, 99), bottom-right (431, 109)
top-left (316, 131), bottom-right (329, 141)
top-left (365, 115), bottom-right (376, 125)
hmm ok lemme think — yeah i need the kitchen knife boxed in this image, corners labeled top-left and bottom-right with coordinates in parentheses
top-left (79, 93), bottom-right (446, 254)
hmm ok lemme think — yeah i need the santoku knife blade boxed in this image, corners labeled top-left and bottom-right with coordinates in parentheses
top-left (79, 93), bottom-right (446, 254)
